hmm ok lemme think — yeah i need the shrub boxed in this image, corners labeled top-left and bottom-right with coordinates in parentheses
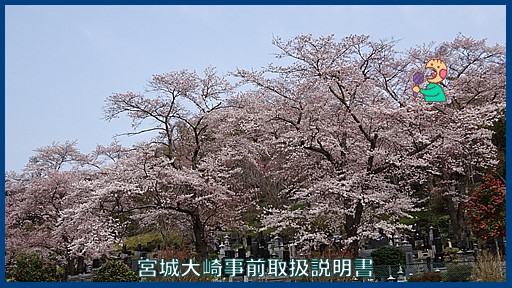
top-left (442, 247), bottom-right (461, 262)
top-left (92, 260), bottom-right (138, 282)
top-left (371, 246), bottom-right (405, 281)
top-left (445, 264), bottom-right (472, 282)
top-left (408, 271), bottom-right (442, 282)
top-left (466, 174), bottom-right (506, 241)
top-left (371, 246), bottom-right (406, 265)
top-left (472, 250), bottom-right (505, 282)
top-left (7, 253), bottom-right (64, 282)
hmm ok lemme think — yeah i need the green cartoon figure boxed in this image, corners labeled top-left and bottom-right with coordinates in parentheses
top-left (412, 59), bottom-right (447, 102)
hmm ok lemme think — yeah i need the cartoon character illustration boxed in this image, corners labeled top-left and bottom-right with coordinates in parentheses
top-left (412, 59), bottom-right (447, 102)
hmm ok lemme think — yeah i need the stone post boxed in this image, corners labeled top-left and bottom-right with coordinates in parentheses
top-left (400, 239), bottom-right (414, 276)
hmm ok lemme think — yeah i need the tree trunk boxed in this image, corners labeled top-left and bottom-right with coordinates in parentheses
top-left (446, 197), bottom-right (465, 244)
top-left (191, 213), bottom-right (208, 258)
top-left (494, 237), bottom-right (501, 259)
top-left (344, 201), bottom-right (363, 258)
top-left (160, 230), bottom-right (170, 250)
top-left (77, 256), bottom-right (85, 274)
top-left (66, 257), bottom-right (76, 277)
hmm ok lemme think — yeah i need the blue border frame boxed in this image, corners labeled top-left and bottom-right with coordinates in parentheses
top-left (2, 2), bottom-right (509, 288)
top-left (1, 2), bottom-right (5, 286)
top-left (1, 1), bottom-right (509, 4)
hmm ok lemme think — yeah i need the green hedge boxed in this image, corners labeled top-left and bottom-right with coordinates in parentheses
top-left (444, 264), bottom-right (472, 282)
top-left (92, 260), bottom-right (138, 282)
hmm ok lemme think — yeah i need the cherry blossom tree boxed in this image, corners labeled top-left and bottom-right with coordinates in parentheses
top-left (234, 34), bottom-right (505, 256)
top-left (6, 34), bottom-right (504, 269)
top-left (407, 36), bottom-right (506, 244)
top-left (5, 141), bottom-right (121, 275)
top-left (103, 67), bottom-right (249, 257)
top-left (234, 35), bottom-right (418, 256)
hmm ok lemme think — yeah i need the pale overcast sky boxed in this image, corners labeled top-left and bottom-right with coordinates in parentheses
top-left (5, 5), bottom-right (506, 172)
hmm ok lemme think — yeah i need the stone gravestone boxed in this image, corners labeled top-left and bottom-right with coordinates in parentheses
top-left (130, 259), bottom-right (139, 273)
top-left (400, 241), bottom-right (414, 276)
top-left (251, 240), bottom-right (259, 258)
top-left (237, 248), bottom-right (246, 259)
top-left (77, 256), bottom-right (86, 274)
top-left (247, 236), bottom-right (252, 248)
top-left (92, 259), bottom-right (101, 269)
top-left (258, 248), bottom-right (265, 259)
top-left (283, 250), bottom-right (290, 262)
top-left (263, 248), bottom-right (270, 260)
top-left (225, 250), bottom-right (235, 258)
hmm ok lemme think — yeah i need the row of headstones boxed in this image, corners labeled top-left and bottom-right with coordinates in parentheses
top-left (220, 246), bottom-right (292, 262)
top-left (117, 231), bottom-right (292, 260)
top-left (361, 232), bottom-right (484, 278)
top-left (368, 227), bottom-right (483, 263)
top-left (219, 232), bottom-right (293, 261)
top-left (65, 259), bottom-right (102, 281)
top-left (74, 233), bottom-right (290, 278)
